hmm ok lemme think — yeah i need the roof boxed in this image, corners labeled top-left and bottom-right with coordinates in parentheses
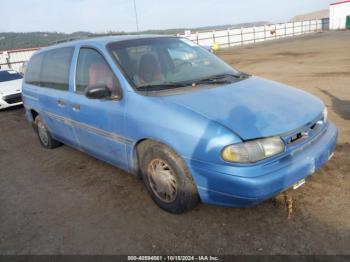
top-left (291, 9), bottom-right (329, 22)
top-left (38, 34), bottom-right (172, 52)
top-left (331, 0), bottom-right (350, 6)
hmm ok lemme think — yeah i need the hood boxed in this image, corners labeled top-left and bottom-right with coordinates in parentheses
top-left (0, 79), bottom-right (22, 95)
top-left (162, 77), bottom-right (324, 140)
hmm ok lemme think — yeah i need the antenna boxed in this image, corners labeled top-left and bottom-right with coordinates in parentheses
top-left (133, 0), bottom-right (140, 32)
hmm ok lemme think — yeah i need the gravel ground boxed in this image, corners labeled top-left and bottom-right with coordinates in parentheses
top-left (0, 30), bottom-right (349, 255)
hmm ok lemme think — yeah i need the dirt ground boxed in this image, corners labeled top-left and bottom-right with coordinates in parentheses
top-left (0, 31), bottom-right (349, 255)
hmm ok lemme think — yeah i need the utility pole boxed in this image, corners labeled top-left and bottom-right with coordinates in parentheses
top-left (133, 0), bottom-right (140, 32)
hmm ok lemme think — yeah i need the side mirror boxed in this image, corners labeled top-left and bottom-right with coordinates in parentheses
top-left (85, 84), bottom-right (111, 99)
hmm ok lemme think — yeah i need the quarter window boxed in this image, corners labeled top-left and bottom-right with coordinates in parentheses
top-left (76, 48), bottom-right (118, 95)
top-left (25, 53), bottom-right (44, 86)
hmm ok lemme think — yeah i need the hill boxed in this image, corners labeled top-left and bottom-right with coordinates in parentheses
top-left (0, 21), bottom-right (269, 51)
top-left (0, 32), bottom-right (92, 51)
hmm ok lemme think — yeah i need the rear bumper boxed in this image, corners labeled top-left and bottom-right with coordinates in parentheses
top-left (187, 122), bottom-right (338, 207)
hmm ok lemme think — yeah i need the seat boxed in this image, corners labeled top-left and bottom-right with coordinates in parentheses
top-left (138, 54), bottom-right (163, 85)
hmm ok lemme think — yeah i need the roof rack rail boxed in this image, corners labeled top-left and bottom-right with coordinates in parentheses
top-left (49, 37), bottom-right (89, 46)
top-left (48, 33), bottom-right (127, 45)
top-left (88, 33), bottom-right (126, 38)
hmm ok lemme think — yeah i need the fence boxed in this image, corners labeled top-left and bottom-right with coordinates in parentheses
top-left (0, 19), bottom-right (330, 72)
top-left (180, 19), bottom-right (329, 48)
top-left (0, 47), bottom-right (40, 72)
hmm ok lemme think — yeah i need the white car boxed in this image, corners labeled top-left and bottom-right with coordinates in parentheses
top-left (0, 69), bottom-right (23, 109)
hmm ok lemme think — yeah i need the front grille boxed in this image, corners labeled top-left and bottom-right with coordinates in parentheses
top-left (283, 116), bottom-right (326, 147)
top-left (3, 93), bottom-right (22, 104)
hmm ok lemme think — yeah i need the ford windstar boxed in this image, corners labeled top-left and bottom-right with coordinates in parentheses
top-left (22, 36), bottom-right (338, 213)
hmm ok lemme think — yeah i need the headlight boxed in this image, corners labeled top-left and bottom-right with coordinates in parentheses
top-left (323, 107), bottom-right (328, 123)
top-left (222, 136), bottom-right (285, 163)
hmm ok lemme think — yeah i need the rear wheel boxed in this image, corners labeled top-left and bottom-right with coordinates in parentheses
top-left (138, 141), bottom-right (199, 213)
top-left (34, 115), bottom-right (61, 149)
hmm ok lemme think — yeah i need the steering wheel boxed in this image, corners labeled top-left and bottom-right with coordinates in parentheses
top-left (173, 59), bottom-right (192, 72)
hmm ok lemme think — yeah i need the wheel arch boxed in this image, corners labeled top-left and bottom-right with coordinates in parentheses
top-left (30, 109), bottom-right (39, 121)
top-left (28, 108), bottom-right (39, 131)
top-left (129, 137), bottom-right (183, 178)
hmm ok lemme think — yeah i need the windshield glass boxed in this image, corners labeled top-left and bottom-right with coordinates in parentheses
top-left (0, 70), bottom-right (23, 83)
top-left (108, 37), bottom-right (243, 90)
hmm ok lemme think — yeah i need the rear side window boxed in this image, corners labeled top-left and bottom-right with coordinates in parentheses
top-left (25, 47), bottom-right (73, 90)
top-left (25, 53), bottom-right (44, 86)
top-left (40, 47), bottom-right (74, 90)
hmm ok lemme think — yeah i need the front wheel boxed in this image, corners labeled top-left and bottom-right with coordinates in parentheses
top-left (34, 115), bottom-right (61, 149)
top-left (138, 141), bottom-right (199, 214)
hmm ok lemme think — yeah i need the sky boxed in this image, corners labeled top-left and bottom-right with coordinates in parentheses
top-left (0, 0), bottom-right (336, 33)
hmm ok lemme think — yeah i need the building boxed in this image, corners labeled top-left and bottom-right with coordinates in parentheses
top-left (291, 9), bottom-right (329, 22)
top-left (330, 0), bottom-right (350, 29)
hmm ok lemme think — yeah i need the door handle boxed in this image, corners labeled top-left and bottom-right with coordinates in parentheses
top-left (72, 104), bottom-right (80, 111)
top-left (57, 99), bottom-right (66, 107)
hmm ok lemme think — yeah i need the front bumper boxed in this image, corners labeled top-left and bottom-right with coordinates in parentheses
top-left (187, 122), bottom-right (338, 207)
top-left (0, 93), bottom-right (23, 109)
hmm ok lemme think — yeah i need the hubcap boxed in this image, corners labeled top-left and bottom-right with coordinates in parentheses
top-left (37, 119), bottom-right (49, 146)
top-left (147, 158), bottom-right (177, 203)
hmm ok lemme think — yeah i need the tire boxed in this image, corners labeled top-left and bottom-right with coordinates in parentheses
top-left (138, 141), bottom-right (199, 214)
top-left (34, 115), bottom-right (61, 149)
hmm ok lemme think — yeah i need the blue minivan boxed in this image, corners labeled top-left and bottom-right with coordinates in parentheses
top-left (22, 35), bottom-right (338, 213)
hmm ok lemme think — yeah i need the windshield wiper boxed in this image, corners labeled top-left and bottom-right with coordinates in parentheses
top-left (136, 73), bottom-right (249, 91)
top-left (199, 73), bottom-right (245, 81)
top-left (188, 73), bottom-right (248, 86)
top-left (137, 82), bottom-right (191, 91)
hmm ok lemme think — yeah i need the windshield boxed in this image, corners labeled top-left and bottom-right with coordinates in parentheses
top-left (108, 37), bottom-right (244, 91)
top-left (0, 70), bottom-right (23, 83)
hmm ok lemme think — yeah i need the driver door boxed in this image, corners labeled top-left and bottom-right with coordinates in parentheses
top-left (67, 47), bottom-right (128, 170)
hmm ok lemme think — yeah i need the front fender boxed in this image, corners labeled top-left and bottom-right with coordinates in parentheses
top-left (124, 92), bottom-right (242, 173)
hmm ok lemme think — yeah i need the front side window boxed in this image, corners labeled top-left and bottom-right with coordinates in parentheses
top-left (108, 37), bottom-right (244, 91)
top-left (76, 48), bottom-right (118, 96)
top-left (0, 70), bottom-right (23, 83)
top-left (40, 47), bottom-right (74, 90)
